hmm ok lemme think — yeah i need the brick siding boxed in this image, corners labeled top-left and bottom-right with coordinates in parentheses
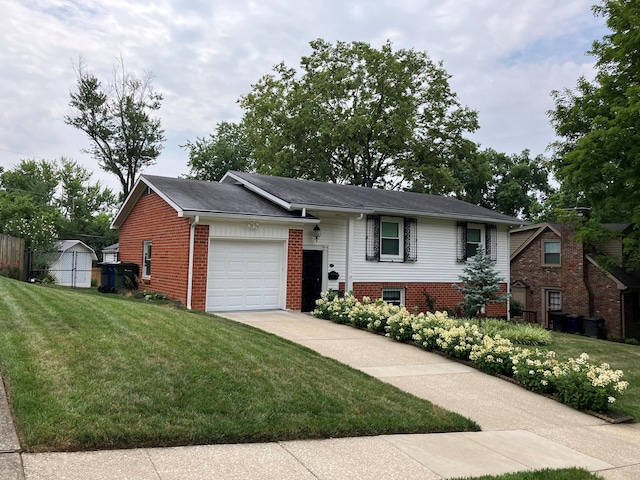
top-left (339, 281), bottom-right (508, 317)
top-left (190, 224), bottom-right (210, 311)
top-left (511, 224), bottom-right (625, 338)
top-left (119, 190), bottom-right (209, 307)
top-left (286, 229), bottom-right (303, 310)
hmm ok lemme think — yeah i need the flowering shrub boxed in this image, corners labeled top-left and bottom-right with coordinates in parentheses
top-left (554, 353), bottom-right (629, 412)
top-left (511, 348), bottom-right (561, 394)
top-left (385, 307), bottom-right (417, 341)
top-left (411, 311), bottom-right (457, 351)
top-left (313, 290), bottom-right (357, 324)
top-left (348, 297), bottom-right (399, 331)
top-left (435, 322), bottom-right (483, 360)
top-left (312, 293), bottom-right (629, 412)
top-left (469, 334), bottom-right (515, 376)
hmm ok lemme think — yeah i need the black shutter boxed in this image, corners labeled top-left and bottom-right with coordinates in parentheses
top-left (485, 224), bottom-right (498, 262)
top-left (404, 218), bottom-right (417, 262)
top-left (366, 215), bottom-right (380, 261)
top-left (456, 222), bottom-right (467, 263)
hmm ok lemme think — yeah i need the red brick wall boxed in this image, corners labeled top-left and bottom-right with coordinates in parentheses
top-left (560, 224), bottom-right (590, 316)
top-left (340, 281), bottom-right (508, 317)
top-left (510, 225), bottom-right (627, 336)
top-left (286, 229), bottom-right (303, 310)
top-left (119, 191), bottom-right (193, 306)
top-left (510, 230), bottom-right (562, 319)
top-left (586, 261), bottom-right (622, 338)
top-left (190, 224), bottom-right (210, 311)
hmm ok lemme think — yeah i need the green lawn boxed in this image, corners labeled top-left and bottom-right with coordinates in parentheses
top-left (0, 276), bottom-right (478, 452)
top-left (453, 468), bottom-right (603, 480)
top-left (545, 331), bottom-right (640, 420)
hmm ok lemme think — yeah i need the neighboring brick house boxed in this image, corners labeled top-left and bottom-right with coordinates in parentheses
top-left (510, 222), bottom-right (640, 340)
top-left (111, 171), bottom-right (522, 315)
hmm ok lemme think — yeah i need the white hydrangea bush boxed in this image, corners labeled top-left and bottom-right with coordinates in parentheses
top-left (313, 293), bottom-right (629, 412)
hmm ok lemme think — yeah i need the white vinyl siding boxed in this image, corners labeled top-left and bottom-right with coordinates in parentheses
top-left (351, 217), bottom-right (509, 283)
top-left (303, 217), bottom-right (347, 291)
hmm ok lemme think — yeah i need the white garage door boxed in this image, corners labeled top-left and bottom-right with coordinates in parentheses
top-left (207, 240), bottom-right (284, 311)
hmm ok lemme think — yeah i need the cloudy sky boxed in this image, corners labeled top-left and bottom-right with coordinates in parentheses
top-left (1, 0), bottom-right (608, 193)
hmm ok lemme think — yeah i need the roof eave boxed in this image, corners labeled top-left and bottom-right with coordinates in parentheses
top-left (111, 176), bottom-right (184, 229)
top-left (298, 204), bottom-right (522, 225)
top-left (181, 211), bottom-right (319, 224)
top-left (585, 255), bottom-right (627, 290)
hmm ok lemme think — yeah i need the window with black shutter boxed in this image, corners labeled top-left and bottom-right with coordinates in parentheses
top-left (366, 215), bottom-right (417, 262)
top-left (456, 222), bottom-right (497, 262)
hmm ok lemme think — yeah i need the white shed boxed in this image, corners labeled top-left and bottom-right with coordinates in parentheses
top-left (101, 242), bottom-right (119, 263)
top-left (50, 240), bottom-right (98, 288)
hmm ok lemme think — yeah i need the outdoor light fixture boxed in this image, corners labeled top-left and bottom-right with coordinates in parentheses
top-left (312, 224), bottom-right (321, 241)
top-left (247, 221), bottom-right (260, 229)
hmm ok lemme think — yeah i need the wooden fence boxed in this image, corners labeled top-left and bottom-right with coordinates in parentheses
top-left (0, 234), bottom-right (25, 280)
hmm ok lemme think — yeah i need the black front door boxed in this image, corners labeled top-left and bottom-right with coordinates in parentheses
top-left (301, 250), bottom-right (323, 312)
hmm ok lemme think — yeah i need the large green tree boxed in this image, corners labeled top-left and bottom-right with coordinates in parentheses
top-left (0, 159), bottom-right (118, 253)
top-left (65, 57), bottom-right (165, 198)
top-left (549, 0), bottom-right (640, 266)
top-left (184, 121), bottom-right (253, 181)
top-left (240, 39), bottom-right (478, 189)
top-left (477, 149), bottom-right (552, 220)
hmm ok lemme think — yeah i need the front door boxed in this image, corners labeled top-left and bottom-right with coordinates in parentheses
top-left (301, 250), bottom-right (323, 312)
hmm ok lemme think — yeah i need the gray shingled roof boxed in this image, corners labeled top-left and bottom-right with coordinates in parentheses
top-left (223, 171), bottom-right (522, 225)
top-left (142, 175), bottom-right (309, 219)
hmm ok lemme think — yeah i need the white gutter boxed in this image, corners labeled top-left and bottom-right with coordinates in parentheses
top-left (181, 212), bottom-right (318, 224)
top-left (287, 204), bottom-right (522, 226)
top-left (186, 215), bottom-right (200, 310)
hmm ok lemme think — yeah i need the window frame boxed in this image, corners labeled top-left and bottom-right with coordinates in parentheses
top-left (547, 289), bottom-right (562, 311)
top-left (542, 240), bottom-right (561, 266)
top-left (457, 222), bottom-right (497, 263)
top-left (382, 288), bottom-right (404, 306)
top-left (379, 216), bottom-right (404, 262)
top-left (466, 225), bottom-right (484, 259)
top-left (142, 241), bottom-right (152, 279)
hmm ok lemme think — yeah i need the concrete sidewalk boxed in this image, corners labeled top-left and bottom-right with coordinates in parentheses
top-left (5, 310), bottom-right (640, 479)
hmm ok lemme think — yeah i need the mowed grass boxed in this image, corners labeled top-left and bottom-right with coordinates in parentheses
top-left (0, 277), bottom-right (478, 452)
top-left (545, 331), bottom-right (640, 420)
top-left (453, 467), bottom-right (603, 480)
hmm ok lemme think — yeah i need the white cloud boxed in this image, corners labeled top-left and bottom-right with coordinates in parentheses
top-left (0, 0), bottom-right (608, 192)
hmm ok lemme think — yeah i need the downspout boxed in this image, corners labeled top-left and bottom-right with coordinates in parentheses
top-left (187, 215), bottom-right (200, 310)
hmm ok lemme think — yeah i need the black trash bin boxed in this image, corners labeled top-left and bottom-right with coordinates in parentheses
top-left (565, 314), bottom-right (584, 334)
top-left (583, 317), bottom-right (605, 338)
top-left (550, 311), bottom-right (566, 332)
top-left (98, 262), bottom-right (138, 293)
top-left (114, 263), bottom-right (138, 290)
top-left (99, 263), bottom-right (116, 292)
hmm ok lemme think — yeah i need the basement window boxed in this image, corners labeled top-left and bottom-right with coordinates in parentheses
top-left (382, 288), bottom-right (404, 306)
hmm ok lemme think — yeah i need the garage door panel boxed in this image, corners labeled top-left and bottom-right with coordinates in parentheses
top-left (207, 240), bottom-right (283, 312)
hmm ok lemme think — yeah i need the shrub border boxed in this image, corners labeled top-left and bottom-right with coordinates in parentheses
top-left (312, 291), bottom-right (633, 424)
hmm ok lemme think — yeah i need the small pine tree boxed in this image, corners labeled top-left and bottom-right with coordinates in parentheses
top-left (454, 249), bottom-right (509, 317)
